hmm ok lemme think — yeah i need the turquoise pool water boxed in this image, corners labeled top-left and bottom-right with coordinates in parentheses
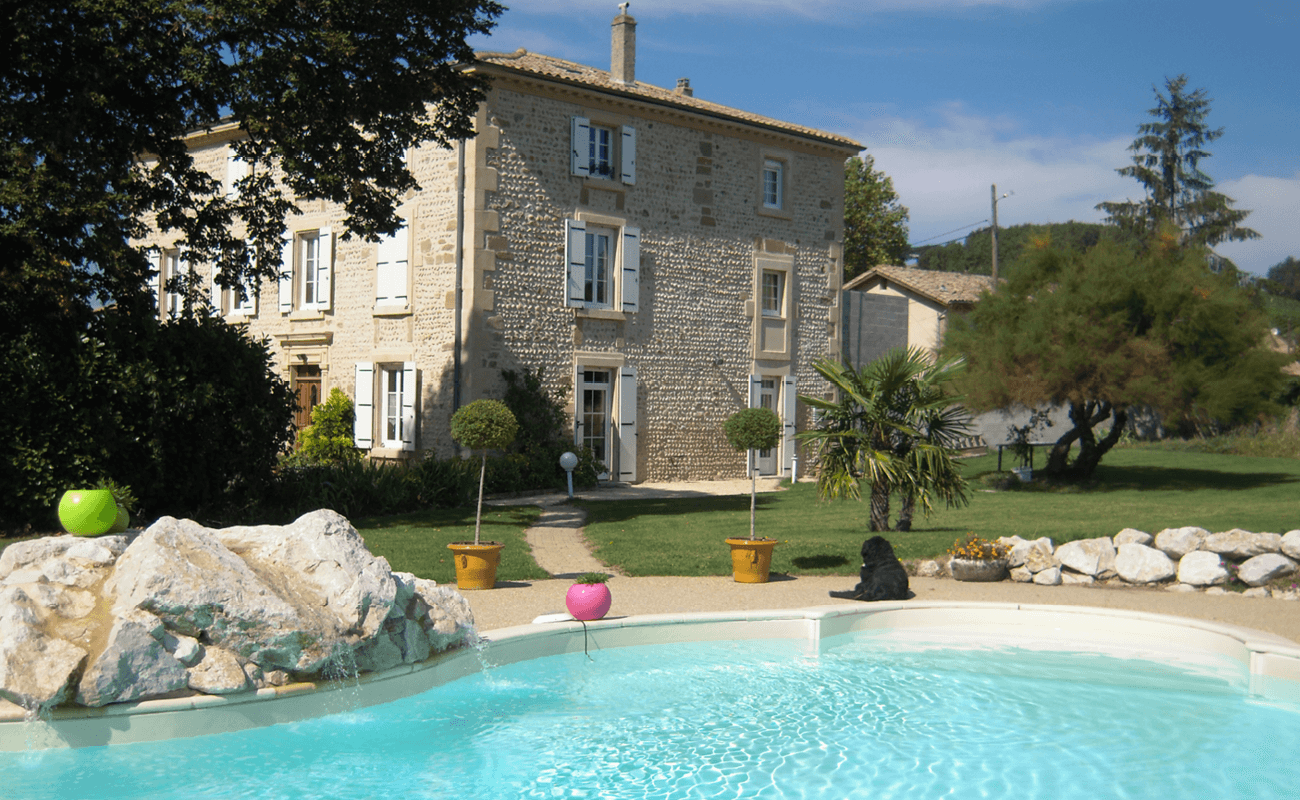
top-left (6, 633), bottom-right (1300, 799)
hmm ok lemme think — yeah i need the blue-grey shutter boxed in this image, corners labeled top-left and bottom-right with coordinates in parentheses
top-left (376, 225), bottom-right (409, 305)
top-left (573, 361), bottom-right (584, 447)
top-left (354, 362), bottom-right (374, 449)
top-left (620, 125), bottom-right (636, 185)
top-left (565, 219), bottom-right (586, 307)
top-left (618, 366), bottom-right (637, 483)
top-left (571, 116), bottom-right (591, 178)
top-left (620, 226), bottom-right (640, 313)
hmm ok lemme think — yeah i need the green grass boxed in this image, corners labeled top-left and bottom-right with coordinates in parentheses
top-left (353, 505), bottom-right (548, 583)
top-left (578, 448), bottom-right (1300, 578)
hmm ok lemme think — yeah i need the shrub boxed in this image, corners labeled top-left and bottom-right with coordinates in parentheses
top-left (297, 388), bottom-right (362, 466)
top-left (451, 399), bottom-right (518, 452)
top-left (724, 407), bottom-right (782, 452)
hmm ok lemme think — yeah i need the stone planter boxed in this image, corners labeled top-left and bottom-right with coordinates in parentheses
top-left (951, 557), bottom-right (1010, 582)
top-left (726, 538), bottom-right (779, 583)
top-left (446, 542), bottom-right (504, 590)
top-left (1011, 466), bottom-right (1032, 483)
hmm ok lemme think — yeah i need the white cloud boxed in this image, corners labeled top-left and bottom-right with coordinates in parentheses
top-left (1214, 173), bottom-right (1300, 275)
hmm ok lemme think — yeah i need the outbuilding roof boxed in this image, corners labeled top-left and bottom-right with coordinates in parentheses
top-left (843, 266), bottom-right (996, 307)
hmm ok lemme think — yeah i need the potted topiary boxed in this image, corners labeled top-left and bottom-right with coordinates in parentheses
top-left (565, 573), bottom-right (612, 621)
top-left (948, 533), bottom-right (1011, 582)
top-left (448, 399), bottom-right (519, 590)
top-left (722, 406), bottom-right (783, 583)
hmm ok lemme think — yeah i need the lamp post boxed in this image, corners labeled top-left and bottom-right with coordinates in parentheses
top-left (560, 451), bottom-right (578, 498)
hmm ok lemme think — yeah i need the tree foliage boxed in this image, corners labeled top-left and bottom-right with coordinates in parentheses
top-left (916, 222), bottom-right (1136, 276)
top-left (843, 155), bottom-right (910, 281)
top-left (723, 408), bottom-right (782, 452)
top-left (798, 349), bottom-right (970, 532)
top-left (1, 0), bottom-right (500, 530)
top-left (1265, 256), bottom-right (1300, 302)
top-left (944, 231), bottom-right (1286, 480)
top-left (1097, 75), bottom-right (1259, 249)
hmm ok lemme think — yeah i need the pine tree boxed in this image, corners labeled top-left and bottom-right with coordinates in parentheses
top-left (1097, 75), bottom-right (1259, 248)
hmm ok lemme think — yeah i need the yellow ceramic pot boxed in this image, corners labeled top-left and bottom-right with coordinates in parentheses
top-left (725, 537), bottom-right (778, 583)
top-left (447, 542), bottom-right (505, 590)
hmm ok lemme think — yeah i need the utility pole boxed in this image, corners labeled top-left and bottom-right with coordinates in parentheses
top-left (990, 184), bottom-right (999, 284)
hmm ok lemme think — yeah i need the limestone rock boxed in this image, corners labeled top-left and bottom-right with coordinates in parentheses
top-left (1115, 544), bottom-right (1176, 584)
top-left (1242, 587), bottom-right (1271, 598)
top-left (76, 610), bottom-right (188, 707)
top-left (1177, 551), bottom-right (1229, 586)
top-left (915, 560), bottom-right (941, 578)
top-left (215, 510), bottom-right (398, 641)
top-left (1020, 539), bottom-right (1059, 573)
top-left (1060, 570), bottom-right (1095, 586)
top-left (353, 630), bottom-right (403, 674)
top-left (1155, 527), bottom-right (1209, 560)
top-left (414, 580), bottom-right (476, 651)
top-left (109, 516), bottom-right (347, 674)
top-left (1009, 566), bottom-right (1033, 583)
top-left (1165, 583), bottom-right (1200, 593)
top-left (1237, 554), bottom-right (1298, 587)
top-left (1203, 529), bottom-right (1281, 560)
top-left (1113, 528), bottom-right (1153, 547)
top-left (187, 647), bottom-right (250, 695)
top-left (0, 585), bottom-right (88, 709)
top-left (1282, 530), bottom-right (1300, 560)
top-left (1055, 538), bottom-right (1117, 578)
top-left (1204, 586), bottom-right (1229, 596)
top-left (1032, 567), bottom-right (1062, 586)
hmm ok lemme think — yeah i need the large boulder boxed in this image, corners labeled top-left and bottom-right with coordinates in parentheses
top-left (1177, 551), bottom-right (1229, 586)
top-left (1237, 554), bottom-right (1298, 587)
top-left (1113, 528), bottom-right (1153, 547)
top-left (1055, 538), bottom-right (1117, 578)
top-left (1154, 527), bottom-right (1209, 560)
top-left (1115, 544), bottom-right (1176, 584)
top-left (1203, 529), bottom-right (1281, 560)
top-left (0, 511), bottom-right (475, 712)
top-left (1282, 530), bottom-right (1300, 560)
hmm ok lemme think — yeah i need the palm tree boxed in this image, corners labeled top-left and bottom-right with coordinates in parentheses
top-left (798, 348), bottom-right (971, 532)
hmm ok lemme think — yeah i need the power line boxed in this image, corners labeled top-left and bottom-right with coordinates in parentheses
top-left (910, 219), bottom-right (989, 247)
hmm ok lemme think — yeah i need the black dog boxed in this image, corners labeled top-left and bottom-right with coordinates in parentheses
top-left (829, 536), bottom-right (912, 602)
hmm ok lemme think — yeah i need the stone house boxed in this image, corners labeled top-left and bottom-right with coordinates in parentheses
top-left (841, 266), bottom-right (994, 366)
top-left (145, 9), bottom-right (861, 483)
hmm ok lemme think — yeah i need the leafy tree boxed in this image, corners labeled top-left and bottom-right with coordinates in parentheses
top-left (1, 0), bottom-right (499, 529)
top-left (722, 407), bottom-right (783, 541)
top-left (944, 231), bottom-right (1286, 480)
top-left (1097, 75), bottom-right (1259, 248)
top-left (844, 155), bottom-right (910, 281)
top-left (916, 222), bottom-right (1136, 276)
top-left (798, 348), bottom-right (970, 532)
top-left (1265, 256), bottom-right (1300, 302)
top-left (298, 389), bottom-right (363, 467)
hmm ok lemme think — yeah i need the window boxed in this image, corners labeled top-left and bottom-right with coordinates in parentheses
top-left (762, 159), bottom-right (783, 209)
top-left (278, 227), bottom-right (333, 312)
top-left (375, 224), bottom-right (409, 307)
top-left (353, 361), bottom-right (416, 451)
top-left (565, 219), bottom-right (640, 312)
top-left (225, 147), bottom-right (248, 199)
top-left (574, 364), bottom-right (638, 482)
top-left (761, 270), bottom-right (785, 317)
top-left (570, 117), bottom-right (636, 184)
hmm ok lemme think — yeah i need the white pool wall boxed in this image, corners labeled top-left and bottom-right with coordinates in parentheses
top-left (4, 601), bottom-right (1299, 751)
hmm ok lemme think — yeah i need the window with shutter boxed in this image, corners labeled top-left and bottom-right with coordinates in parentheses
top-left (375, 224), bottom-right (409, 307)
top-left (563, 219), bottom-right (640, 313)
top-left (354, 362), bottom-right (375, 449)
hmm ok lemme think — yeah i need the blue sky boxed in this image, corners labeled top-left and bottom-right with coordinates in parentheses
top-left (469, 0), bottom-right (1299, 276)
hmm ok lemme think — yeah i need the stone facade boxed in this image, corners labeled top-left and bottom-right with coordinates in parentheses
top-left (143, 13), bottom-right (860, 483)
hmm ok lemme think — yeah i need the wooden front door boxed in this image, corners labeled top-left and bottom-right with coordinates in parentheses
top-left (293, 365), bottom-right (322, 433)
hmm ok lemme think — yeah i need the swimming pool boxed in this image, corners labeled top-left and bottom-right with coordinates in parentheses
top-left (4, 603), bottom-right (1300, 798)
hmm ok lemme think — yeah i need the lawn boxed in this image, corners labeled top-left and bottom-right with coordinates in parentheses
top-left (577, 447), bottom-right (1300, 578)
top-left (352, 505), bottom-right (547, 583)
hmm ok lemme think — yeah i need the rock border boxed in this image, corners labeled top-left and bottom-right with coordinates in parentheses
top-left (914, 528), bottom-right (1300, 599)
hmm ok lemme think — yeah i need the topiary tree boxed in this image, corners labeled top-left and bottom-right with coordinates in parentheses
top-left (723, 407), bottom-right (782, 540)
top-left (451, 399), bottom-right (518, 545)
top-left (298, 388), bottom-right (362, 466)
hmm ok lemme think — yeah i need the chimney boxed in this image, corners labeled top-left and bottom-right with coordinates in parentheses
top-left (611, 3), bottom-right (636, 85)
top-left (674, 78), bottom-right (693, 97)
